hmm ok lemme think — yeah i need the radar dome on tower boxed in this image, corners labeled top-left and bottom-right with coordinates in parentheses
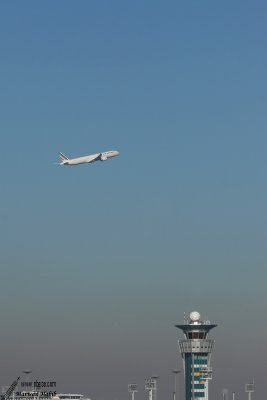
top-left (189, 311), bottom-right (201, 322)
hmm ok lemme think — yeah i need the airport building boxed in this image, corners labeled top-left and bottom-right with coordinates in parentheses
top-left (175, 311), bottom-right (217, 400)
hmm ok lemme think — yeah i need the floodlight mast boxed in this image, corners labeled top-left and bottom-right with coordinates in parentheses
top-left (145, 378), bottom-right (157, 400)
top-left (128, 383), bottom-right (138, 400)
top-left (245, 380), bottom-right (255, 400)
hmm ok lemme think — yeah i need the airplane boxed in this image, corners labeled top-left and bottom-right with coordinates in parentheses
top-left (57, 150), bottom-right (119, 165)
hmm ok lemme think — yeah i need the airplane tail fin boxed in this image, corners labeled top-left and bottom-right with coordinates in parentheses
top-left (58, 152), bottom-right (69, 165)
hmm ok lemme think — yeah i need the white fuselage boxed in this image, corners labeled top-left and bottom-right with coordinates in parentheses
top-left (62, 150), bottom-right (119, 165)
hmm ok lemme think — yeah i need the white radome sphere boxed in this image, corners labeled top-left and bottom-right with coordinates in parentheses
top-left (190, 311), bottom-right (201, 322)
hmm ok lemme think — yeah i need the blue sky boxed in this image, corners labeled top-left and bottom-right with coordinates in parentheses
top-left (0, 1), bottom-right (266, 400)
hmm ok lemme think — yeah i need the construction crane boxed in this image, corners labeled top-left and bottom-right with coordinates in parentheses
top-left (1, 377), bottom-right (20, 400)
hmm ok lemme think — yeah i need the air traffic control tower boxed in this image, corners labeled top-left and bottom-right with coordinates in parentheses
top-left (175, 311), bottom-right (217, 400)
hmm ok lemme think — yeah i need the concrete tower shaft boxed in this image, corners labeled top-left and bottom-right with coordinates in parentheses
top-left (175, 311), bottom-right (217, 400)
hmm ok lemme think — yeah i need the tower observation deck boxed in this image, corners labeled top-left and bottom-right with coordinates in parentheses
top-left (175, 311), bottom-right (217, 400)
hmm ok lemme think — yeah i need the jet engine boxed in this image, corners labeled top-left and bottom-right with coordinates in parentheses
top-left (100, 154), bottom-right (107, 161)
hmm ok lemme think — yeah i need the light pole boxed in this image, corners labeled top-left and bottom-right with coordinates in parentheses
top-left (145, 378), bottom-right (156, 400)
top-left (245, 380), bottom-right (255, 400)
top-left (22, 370), bottom-right (32, 390)
top-left (128, 383), bottom-right (138, 400)
top-left (222, 388), bottom-right (228, 400)
top-left (172, 370), bottom-right (181, 400)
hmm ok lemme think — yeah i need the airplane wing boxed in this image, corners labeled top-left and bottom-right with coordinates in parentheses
top-left (86, 153), bottom-right (102, 163)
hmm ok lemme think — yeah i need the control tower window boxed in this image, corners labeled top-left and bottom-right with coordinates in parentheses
top-left (187, 332), bottom-right (207, 339)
